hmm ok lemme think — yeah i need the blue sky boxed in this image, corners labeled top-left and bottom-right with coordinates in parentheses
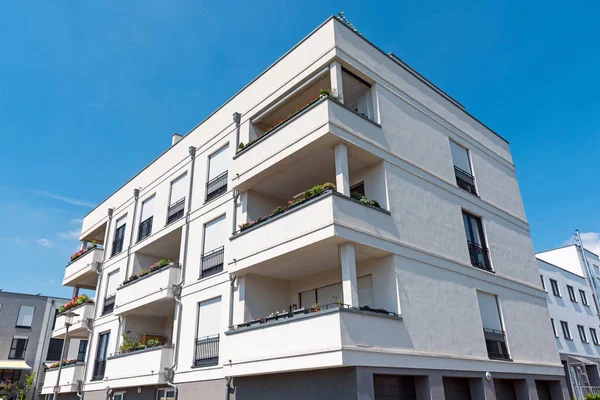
top-left (1, 1), bottom-right (599, 297)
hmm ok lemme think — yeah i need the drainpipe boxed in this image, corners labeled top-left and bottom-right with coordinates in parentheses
top-left (224, 376), bottom-right (232, 400)
top-left (231, 190), bottom-right (239, 235)
top-left (167, 146), bottom-right (197, 391)
top-left (228, 275), bottom-right (237, 329)
top-left (125, 189), bottom-right (140, 278)
top-left (233, 112), bottom-right (241, 150)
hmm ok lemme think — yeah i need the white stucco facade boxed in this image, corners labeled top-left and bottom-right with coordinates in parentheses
top-left (48, 16), bottom-right (568, 400)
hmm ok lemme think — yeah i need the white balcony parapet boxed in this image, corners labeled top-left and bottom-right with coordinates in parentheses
top-left (103, 345), bottom-right (173, 388)
top-left (223, 307), bottom-right (403, 377)
top-left (114, 263), bottom-right (181, 316)
top-left (63, 246), bottom-right (103, 289)
top-left (53, 302), bottom-right (95, 339)
top-left (40, 363), bottom-right (85, 394)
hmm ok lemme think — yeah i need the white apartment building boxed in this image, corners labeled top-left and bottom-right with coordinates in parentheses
top-left (44, 16), bottom-right (569, 400)
top-left (537, 245), bottom-right (600, 399)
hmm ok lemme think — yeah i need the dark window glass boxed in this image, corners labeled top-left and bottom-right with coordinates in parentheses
top-left (92, 332), bottom-right (110, 380)
top-left (580, 290), bottom-right (589, 306)
top-left (578, 325), bottom-right (588, 343)
top-left (590, 328), bottom-right (599, 345)
top-left (567, 285), bottom-right (577, 302)
top-left (550, 279), bottom-right (560, 297)
top-left (46, 338), bottom-right (63, 361)
top-left (561, 321), bottom-right (572, 340)
top-left (9, 338), bottom-right (28, 359)
top-left (111, 224), bottom-right (126, 256)
top-left (77, 340), bottom-right (88, 362)
top-left (462, 211), bottom-right (491, 271)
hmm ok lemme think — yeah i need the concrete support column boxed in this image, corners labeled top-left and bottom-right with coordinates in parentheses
top-left (334, 142), bottom-right (350, 196)
top-left (329, 61), bottom-right (344, 103)
top-left (72, 287), bottom-right (79, 298)
top-left (340, 243), bottom-right (358, 307)
top-left (523, 378), bottom-right (540, 400)
top-left (356, 367), bottom-right (375, 400)
top-left (428, 372), bottom-right (446, 400)
top-left (550, 377), bottom-right (570, 400)
top-left (80, 240), bottom-right (88, 251)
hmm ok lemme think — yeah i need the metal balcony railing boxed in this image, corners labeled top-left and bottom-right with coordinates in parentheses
top-left (200, 246), bottom-right (224, 278)
top-left (91, 359), bottom-right (106, 381)
top-left (574, 386), bottom-right (600, 400)
top-left (111, 236), bottom-right (124, 257)
top-left (167, 198), bottom-right (185, 225)
top-left (467, 241), bottom-right (492, 271)
top-left (454, 166), bottom-right (477, 196)
top-left (205, 172), bottom-right (228, 202)
top-left (483, 328), bottom-right (510, 360)
top-left (102, 295), bottom-right (116, 315)
top-left (194, 334), bottom-right (219, 367)
top-left (137, 217), bottom-right (153, 242)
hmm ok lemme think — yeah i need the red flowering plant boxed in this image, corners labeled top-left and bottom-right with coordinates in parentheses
top-left (123, 258), bottom-right (171, 284)
top-left (59, 294), bottom-right (94, 313)
top-left (49, 359), bottom-right (78, 369)
top-left (69, 240), bottom-right (99, 262)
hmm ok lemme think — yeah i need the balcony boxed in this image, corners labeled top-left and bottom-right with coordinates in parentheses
top-left (483, 328), bottom-right (511, 360)
top-left (114, 262), bottom-right (181, 316)
top-left (63, 246), bottom-right (103, 289)
top-left (223, 306), bottom-right (404, 377)
top-left (230, 189), bottom-right (396, 274)
top-left (52, 302), bottom-right (95, 339)
top-left (40, 363), bottom-right (85, 394)
top-left (104, 345), bottom-right (173, 387)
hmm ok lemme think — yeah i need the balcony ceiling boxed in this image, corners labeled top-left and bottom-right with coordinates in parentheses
top-left (82, 222), bottom-right (106, 244)
top-left (136, 227), bottom-right (182, 261)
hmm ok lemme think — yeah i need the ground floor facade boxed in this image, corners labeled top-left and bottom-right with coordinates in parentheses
top-left (560, 353), bottom-right (600, 400)
top-left (54, 366), bottom-right (570, 400)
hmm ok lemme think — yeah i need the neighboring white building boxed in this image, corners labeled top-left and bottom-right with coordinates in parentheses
top-left (44, 16), bottom-right (569, 400)
top-left (537, 245), bottom-right (600, 399)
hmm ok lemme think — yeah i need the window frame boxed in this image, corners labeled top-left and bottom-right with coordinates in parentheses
top-left (137, 194), bottom-right (156, 242)
top-left (8, 337), bottom-right (28, 360)
top-left (567, 285), bottom-right (577, 302)
top-left (205, 145), bottom-right (229, 203)
top-left (551, 318), bottom-right (559, 338)
top-left (549, 279), bottom-right (561, 297)
top-left (590, 328), bottom-right (599, 345)
top-left (15, 305), bottom-right (35, 328)
top-left (561, 321), bottom-right (572, 340)
top-left (540, 275), bottom-right (546, 292)
top-left (580, 289), bottom-right (590, 306)
top-left (578, 325), bottom-right (588, 343)
top-left (156, 388), bottom-right (176, 400)
top-left (113, 392), bottom-right (125, 400)
top-left (111, 216), bottom-right (127, 257)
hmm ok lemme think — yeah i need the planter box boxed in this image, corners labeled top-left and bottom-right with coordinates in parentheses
top-left (52, 302), bottom-right (95, 339)
top-left (104, 346), bottom-right (173, 388)
top-left (40, 363), bottom-right (85, 394)
top-left (63, 247), bottom-right (103, 289)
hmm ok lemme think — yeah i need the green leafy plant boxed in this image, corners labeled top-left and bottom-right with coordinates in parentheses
top-left (309, 185), bottom-right (324, 197)
top-left (322, 182), bottom-right (336, 191)
top-left (59, 294), bottom-right (93, 313)
top-left (119, 334), bottom-right (145, 354)
top-left (124, 259), bottom-right (171, 284)
top-left (146, 339), bottom-right (162, 348)
top-left (16, 373), bottom-right (35, 400)
top-left (310, 302), bottom-right (321, 312)
top-left (584, 394), bottom-right (600, 400)
top-left (238, 142), bottom-right (245, 150)
top-left (272, 206), bottom-right (284, 215)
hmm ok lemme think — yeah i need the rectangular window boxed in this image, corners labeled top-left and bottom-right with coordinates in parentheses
top-left (46, 338), bottom-right (63, 361)
top-left (550, 279), bottom-right (561, 297)
top-left (102, 270), bottom-right (119, 315)
top-left (561, 321), bottom-right (572, 340)
top-left (578, 325), bottom-right (588, 343)
top-left (16, 305), bottom-right (35, 328)
top-left (476, 292), bottom-right (509, 360)
top-left (194, 297), bottom-right (221, 367)
top-left (113, 393), bottom-right (124, 400)
top-left (92, 332), bottom-right (110, 380)
top-left (551, 319), bottom-right (559, 338)
top-left (590, 328), bottom-right (599, 345)
top-left (299, 275), bottom-right (374, 309)
top-left (580, 289), bottom-right (589, 306)
top-left (567, 285), bottom-right (577, 302)
top-left (9, 337), bottom-right (28, 359)
top-left (462, 211), bottom-right (491, 271)
top-left (350, 181), bottom-right (365, 198)
top-left (167, 174), bottom-right (187, 224)
top-left (111, 216), bottom-right (127, 256)
top-left (342, 68), bottom-right (374, 120)
top-left (156, 389), bottom-right (176, 400)
top-left (450, 140), bottom-right (477, 195)
top-left (138, 195), bottom-right (155, 242)
top-left (77, 340), bottom-right (88, 362)
top-left (206, 146), bottom-right (229, 202)
top-left (200, 215), bottom-right (227, 278)
top-left (540, 275), bottom-right (546, 291)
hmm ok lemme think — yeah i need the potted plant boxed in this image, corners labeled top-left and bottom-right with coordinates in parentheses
top-left (310, 302), bottom-right (321, 312)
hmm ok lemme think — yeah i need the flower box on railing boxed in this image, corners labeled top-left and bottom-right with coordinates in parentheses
top-left (122, 259), bottom-right (172, 286)
top-left (68, 244), bottom-right (102, 264)
top-left (59, 294), bottom-right (94, 313)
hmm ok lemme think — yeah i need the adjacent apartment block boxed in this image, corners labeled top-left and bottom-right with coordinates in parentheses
top-left (538, 244), bottom-right (600, 399)
top-left (44, 16), bottom-right (568, 400)
top-left (0, 291), bottom-right (74, 400)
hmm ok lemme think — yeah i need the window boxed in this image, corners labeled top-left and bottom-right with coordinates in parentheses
top-left (16, 305), bottom-right (34, 328)
top-left (567, 285), bottom-right (577, 302)
top-left (450, 140), bottom-right (477, 195)
top-left (157, 389), bottom-right (176, 400)
top-left (299, 275), bottom-right (375, 309)
top-left (206, 146), bottom-right (229, 202)
top-left (138, 195), bottom-right (155, 242)
top-left (551, 319), bottom-right (559, 338)
top-left (0, 370), bottom-right (22, 383)
top-left (342, 68), bottom-right (373, 120)
top-left (9, 337), bottom-right (28, 359)
top-left (549, 279), bottom-right (560, 297)
top-left (200, 215), bottom-right (227, 278)
top-left (561, 321), bottom-right (572, 340)
top-left (194, 297), bottom-right (221, 367)
top-left (578, 325), bottom-right (588, 343)
top-left (350, 182), bottom-right (365, 198)
top-left (77, 340), bottom-right (88, 362)
top-left (111, 216), bottom-right (127, 256)
top-left (591, 328), bottom-right (599, 345)
top-left (102, 270), bottom-right (119, 315)
top-left (92, 332), bottom-right (110, 380)
top-left (46, 338), bottom-right (63, 361)
top-left (540, 275), bottom-right (546, 291)
top-left (462, 211), bottom-right (491, 271)
top-left (113, 393), bottom-right (124, 400)
top-left (476, 292), bottom-right (510, 360)
top-left (580, 289), bottom-right (589, 306)
top-left (167, 174), bottom-right (187, 224)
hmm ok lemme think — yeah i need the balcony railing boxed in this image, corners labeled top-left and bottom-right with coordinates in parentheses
top-left (111, 237), bottom-right (124, 256)
top-left (454, 166), bottom-right (477, 196)
top-left (206, 171), bottom-right (228, 202)
top-left (200, 246), bottom-right (224, 278)
top-left (194, 334), bottom-right (219, 367)
top-left (575, 386), bottom-right (600, 400)
top-left (137, 217), bottom-right (153, 242)
top-left (102, 295), bottom-right (116, 315)
top-left (167, 198), bottom-right (185, 225)
top-left (467, 241), bottom-right (492, 271)
top-left (483, 328), bottom-right (510, 360)
top-left (91, 359), bottom-right (106, 381)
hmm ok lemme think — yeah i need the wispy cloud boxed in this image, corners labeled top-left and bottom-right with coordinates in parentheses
top-left (24, 189), bottom-right (95, 208)
top-left (70, 218), bottom-right (83, 224)
top-left (58, 229), bottom-right (80, 240)
top-left (49, 280), bottom-right (56, 285)
top-left (563, 232), bottom-right (600, 254)
top-left (34, 238), bottom-right (54, 248)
